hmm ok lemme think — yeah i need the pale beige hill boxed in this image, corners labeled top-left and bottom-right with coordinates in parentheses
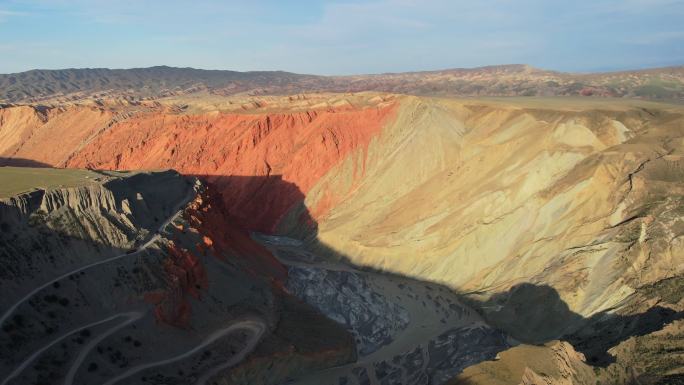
top-left (275, 95), bottom-right (684, 383)
top-left (285, 96), bottom-right (684, 325)
top-left (449, 341), bottom-right (598, 385)
top-left (451, 319), bottom-right (684, 385)
top-left (156, 91), bottom-right (396, 114)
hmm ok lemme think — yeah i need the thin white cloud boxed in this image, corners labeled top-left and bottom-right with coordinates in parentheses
top-left (0, 9), bottom-right (26, 22)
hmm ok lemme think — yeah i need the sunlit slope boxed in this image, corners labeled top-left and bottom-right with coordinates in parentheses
top-left (295, 96), bottom-right (684, 316)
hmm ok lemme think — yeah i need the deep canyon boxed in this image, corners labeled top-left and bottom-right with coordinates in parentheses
top-left (1, 79), bottom-right (683, 385)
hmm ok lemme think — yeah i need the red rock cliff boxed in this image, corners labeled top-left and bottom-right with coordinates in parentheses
top-left (65, 104), bottom-right (397, 232)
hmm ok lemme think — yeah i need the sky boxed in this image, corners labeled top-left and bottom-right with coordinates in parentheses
top-left (0, 0), bottom-right (683, 75)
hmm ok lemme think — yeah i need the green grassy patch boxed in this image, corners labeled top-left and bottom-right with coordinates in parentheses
top-left (0, 167), bottom-right (103, 198)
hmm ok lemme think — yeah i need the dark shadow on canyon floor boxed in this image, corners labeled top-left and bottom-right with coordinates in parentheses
top-left (311, 243), bottom-right (683, 367)
top-left (192, 173), bottom-right (684, 370)
top-left (0, 170), bottom-right (355, 385)
top-left (0, 164), bottom-right (681, 384)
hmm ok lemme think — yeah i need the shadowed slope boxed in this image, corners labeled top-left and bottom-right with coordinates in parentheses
top-left (0, 169), bottom-right (355, 385)
top-left (0, 157), bottom-right (50, 168)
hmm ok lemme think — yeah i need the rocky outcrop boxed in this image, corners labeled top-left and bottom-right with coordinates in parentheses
top-left (335, 326), bottom-right (509, 385)
top-left (0, 170), bottom-right (192, 294)
top-left (261, 236), bottom-right (511, 385)
top-left (286, 265), bottom-right (410, 356)
top-left (450, 340), bottom-right (598, 385)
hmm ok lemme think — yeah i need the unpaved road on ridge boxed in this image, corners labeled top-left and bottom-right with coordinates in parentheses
top-left (63, 312), bottom-right (145, 385)
top-left (0, 188), bottom-right (196, 327)
top-left (2, 314), bottom-right (266, 385)
top-left (1, 187), bottom-right (196, 385)
top-left (1, 186), bottom-right (268, 385)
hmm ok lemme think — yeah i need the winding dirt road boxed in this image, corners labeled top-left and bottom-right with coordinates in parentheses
top-left (1, 187), bottom-right (195, 385)
top-left (101, 319), bottom-right (266, 385)
top-left (0, 188), bottom-right (195, 327)
top-left (63, 312), bottom-right (145, 385)
top-left (0, 312), bottom-right (143, 385)
top-left (1, 184), bottom-right (268, 385)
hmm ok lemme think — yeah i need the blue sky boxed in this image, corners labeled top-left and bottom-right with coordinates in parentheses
top-left (0, 0), bottom-right (683, 74)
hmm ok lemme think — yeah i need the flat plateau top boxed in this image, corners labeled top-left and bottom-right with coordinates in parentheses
top-left (433, 95), bottom-right (684, 112)
top-left (7, 94), bottom-right (682, 116)
top-left (0, 167), bottom-right (106, 198)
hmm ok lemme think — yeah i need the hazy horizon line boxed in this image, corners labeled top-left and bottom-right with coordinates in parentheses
top-left (2, 62), bottom-right (683, 77)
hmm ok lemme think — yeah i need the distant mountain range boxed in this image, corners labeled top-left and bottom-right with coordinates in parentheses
top-left (1, 64), bottom-right (683, 103)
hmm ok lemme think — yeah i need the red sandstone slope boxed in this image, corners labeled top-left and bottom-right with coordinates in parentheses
top-left (64, 104), bottom-right (397, 232)
top-left (0, 105), bottom-right (116, 166)
top-left (0, 100), bottom-right (398, 232)
top-left (0, 97), bottom-right (398, 296)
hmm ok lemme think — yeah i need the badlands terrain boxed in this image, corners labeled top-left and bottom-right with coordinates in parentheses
top-left (1, 64), bottom-right (684, 104)
top-left (0, 67), bottom-right (683, 385)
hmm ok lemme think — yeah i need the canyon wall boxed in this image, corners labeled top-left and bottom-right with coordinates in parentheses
top-left (2, 94), bottom-right (683, 334)
top-left (297, 97), bottom-right (684, 318)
